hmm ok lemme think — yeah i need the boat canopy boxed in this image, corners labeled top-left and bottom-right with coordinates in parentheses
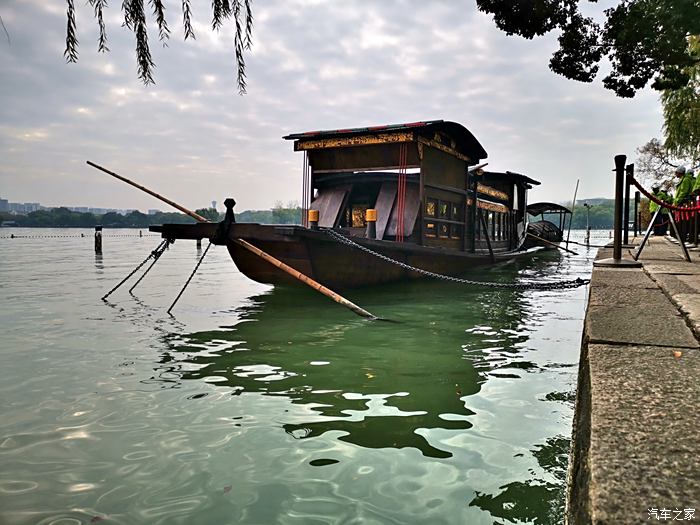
top-left (481, 170), bottom-right (541, 188)
top-left (526, 202), bottom-right (571, 216)
top-left (284, 120), bottom-right (488, 163)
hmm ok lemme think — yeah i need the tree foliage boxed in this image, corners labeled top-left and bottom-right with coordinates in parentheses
top-left (560, 199), bottom-right (615, 229)
top-left (476, 0), bottom-right (700, 97)
top-left (661, 36), bottom-right (700, 159)
top-left (1, 205), bottom-right (302, 227)
top-left (195, 207), bottom-right (222, 222)
top-left (635, 138), bottom-right (700, 189)
top-left (64, 0), bottom-right (253, 93)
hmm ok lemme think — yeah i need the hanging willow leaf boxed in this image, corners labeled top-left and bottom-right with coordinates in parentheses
top-left (122, 0), bottom-right (134, 30)
top-left (65, 0), bottom-right (253, 89)
top-left (243, 0), bottom-right (253, 50)
top-left (182, 0), bottom-right (195, 40)
top-left (130, 0), bottom-right (155, 84)
top-left (150, 0), bottom-right (170, 44)
top-left (64, 0), bottom-right (79, 62)
top-left (89, 0), bottom-right (109, 52)
top-left (233, 0), bottom-right (247, 94)
top-left (212, 0), bottom-right (225, 31)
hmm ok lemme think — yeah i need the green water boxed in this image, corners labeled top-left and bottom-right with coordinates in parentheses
top-left (0, 228), bottom-right (597, 524)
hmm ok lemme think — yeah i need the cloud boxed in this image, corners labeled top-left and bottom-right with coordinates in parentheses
top-left (0, 0), bottom-right (665, 211)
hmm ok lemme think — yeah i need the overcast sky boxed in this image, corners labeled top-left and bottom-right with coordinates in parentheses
top-left (1, 0), bottom-right (663, 212)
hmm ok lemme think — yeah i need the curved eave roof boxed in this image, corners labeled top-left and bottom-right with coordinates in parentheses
top-left (283, 120), bottom-right (488, 161)
top-left (527, 202), bottom-right (572, 215)
top-left (481, 170), bottom-right (541, 187)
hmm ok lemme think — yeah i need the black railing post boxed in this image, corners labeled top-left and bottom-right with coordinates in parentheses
top-left (634, 190), bottom-right (640, 237)
top-left (623, 164), bottom-right (632, 245)
top-left (613, 156), bottom-right (626, 259)
top-left (594, 155), bottom-right (641, 268)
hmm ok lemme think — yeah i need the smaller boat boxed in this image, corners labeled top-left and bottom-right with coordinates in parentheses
top-left (524, 202), bottom-right (572, 247)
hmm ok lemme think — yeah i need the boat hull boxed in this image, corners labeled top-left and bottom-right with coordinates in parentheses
top-left (224, 224), bottom-right (540, 289)
top-left (150, 222), bottom-right (541, 289)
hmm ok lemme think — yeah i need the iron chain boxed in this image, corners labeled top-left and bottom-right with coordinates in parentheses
top-left (324, 229), bottom-right (589, 291)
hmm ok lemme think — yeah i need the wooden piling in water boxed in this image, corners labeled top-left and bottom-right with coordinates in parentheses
top-left (95, 226), bottom-right (103, 254)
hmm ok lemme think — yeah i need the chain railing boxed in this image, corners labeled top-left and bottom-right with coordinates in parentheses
top-left (324, 229), bottom-right (589, 291)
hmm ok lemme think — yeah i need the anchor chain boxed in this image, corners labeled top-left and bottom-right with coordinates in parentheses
top-left (324, 229), bottom-right (589, 291)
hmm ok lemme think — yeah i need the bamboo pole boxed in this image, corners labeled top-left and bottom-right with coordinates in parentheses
top-left (526, 232), bottom-right (578, 255)
top-left (87, 161), bottom-right (209, 223)
top-left (90, 161), bottom-right (377, 319)
top-left (234, 238), bottom-right (377, 320)
top-left (565, 179), bottom-right (579, 249)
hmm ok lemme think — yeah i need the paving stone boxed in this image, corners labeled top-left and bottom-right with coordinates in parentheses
top-left (585, 303), bottom-right (698, 349)
top-left (568, 237), bottom-right (700, 524)
top-left (650, 273), bottom-right (700, 297)
top-left (586, 344), bottom-right (700, 523)
top-left (673, 294), bottom-right (700, 336)
top-left (589, 267), bottom-right (657, 289)
top-left (588, 286), bottom-right (665, 307)
top-left (677, 274), bottom-right (700, 293)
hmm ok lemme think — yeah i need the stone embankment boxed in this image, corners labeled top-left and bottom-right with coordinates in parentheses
top-left (568, 236), bottom-right (700, 524)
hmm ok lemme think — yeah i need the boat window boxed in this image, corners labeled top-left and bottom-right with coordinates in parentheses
top-left (423, 197), bottom-right (464, 243)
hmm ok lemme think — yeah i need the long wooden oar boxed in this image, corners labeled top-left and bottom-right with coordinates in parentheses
top-left (526, 232), bottom-right (578, 255)
top-left (88, 161), bottom-right (377, 320)
top-left (87, 161), bottom-right (208, 223)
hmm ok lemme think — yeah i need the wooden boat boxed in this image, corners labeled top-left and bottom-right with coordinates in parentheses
top-left (151, 120), bottom-right (544, 289)
top-left (524, 202), bottom-right (572, 247)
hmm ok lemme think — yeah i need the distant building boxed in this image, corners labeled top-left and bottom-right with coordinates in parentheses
top-left (0, 196), bottom-right (145, 216)
top-left (8, 202), bottom-right (41, 213)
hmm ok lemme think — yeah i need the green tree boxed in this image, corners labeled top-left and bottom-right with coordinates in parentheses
top-left (195, 207), bottom-right (222, 222)
top-left (476, 0), bottom-right (700, 97)
top-left (635, 138), bottom-right (699, 188)
top-left (64, 0), bottom-right (253, 93)
top-left (271, 200), bottom-right (301, 224)
top-left (662, 36), bottom-right (700, 159)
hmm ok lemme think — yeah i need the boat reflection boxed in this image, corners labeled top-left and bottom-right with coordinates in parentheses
top-left (157, 271), bottom-right (537, 459)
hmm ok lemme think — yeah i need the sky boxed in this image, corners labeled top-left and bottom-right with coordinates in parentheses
top-left (1, 0), bottom-right (664, 213)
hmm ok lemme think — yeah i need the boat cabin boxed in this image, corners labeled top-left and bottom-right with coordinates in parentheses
top-left (284, 120), bottom-right (539, 253)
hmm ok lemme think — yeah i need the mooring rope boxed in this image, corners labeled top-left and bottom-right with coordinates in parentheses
top-left (167, 241), bottom-right (212, 314)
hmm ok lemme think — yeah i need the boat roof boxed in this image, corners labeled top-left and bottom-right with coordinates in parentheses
top-left (283, 120), bottom-right (488, 161)
top-left (481, 170), bottom-right (541, 187)
top-left (526, 202), bottom-right (572, 215)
